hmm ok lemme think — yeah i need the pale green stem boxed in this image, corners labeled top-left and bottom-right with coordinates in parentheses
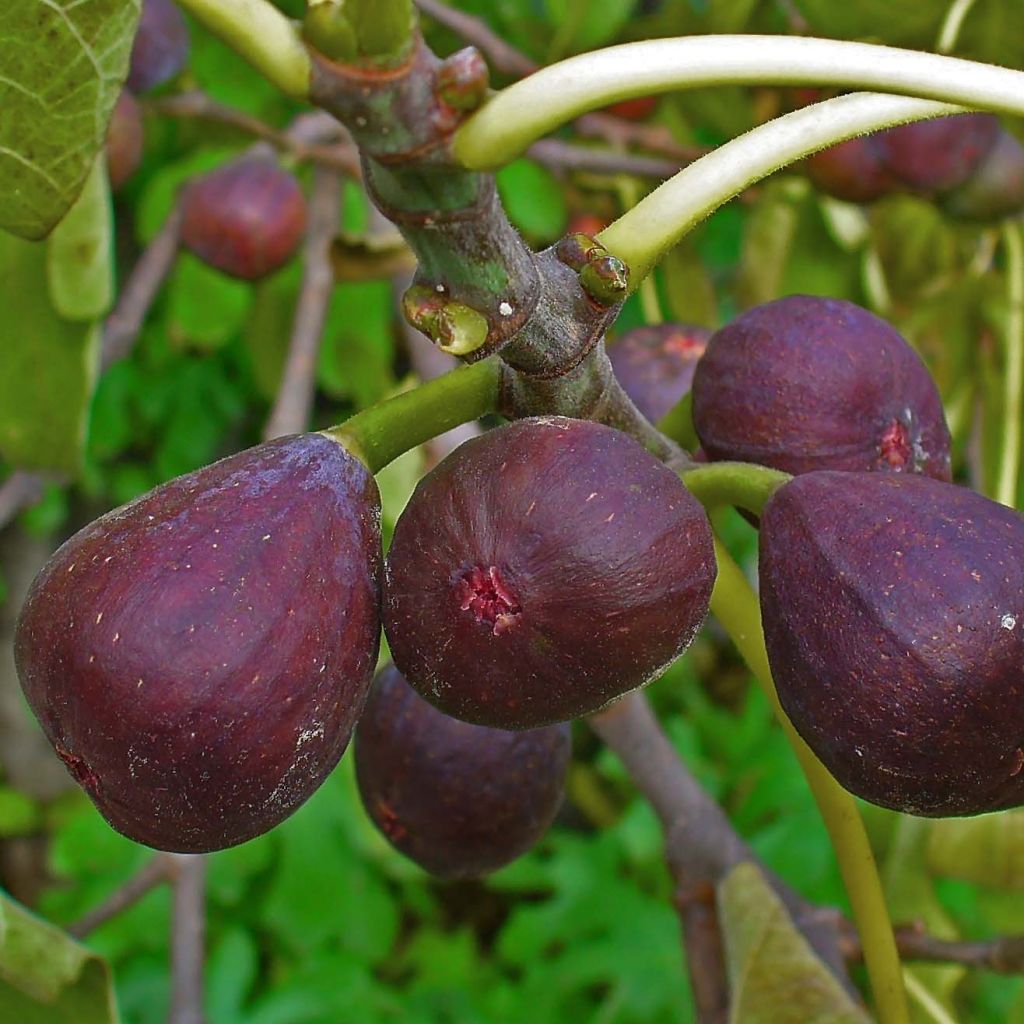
top-left (903, 970), bottom-right (958, 1024)
top-left (995, 223), bottom-right (1024, 508)
top-left (598, 93), bottom-right (960, 286)
top-left (174, 0), bottom-right (311, 98)
top-left (710, 539), bottom-right (908, 1024)
top-left (936, 0), bottom-right (980, 54)
top-left (681, 461), bottom-right (789, 514)
top-left (615, 176), bottom-right (663, 325)
top-left (454, 35), bottom-right (1024, 169)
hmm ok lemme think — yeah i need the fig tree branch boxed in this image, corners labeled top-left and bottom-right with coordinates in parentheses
top-left (853, 926), bottom-right (1024, 975)
top-left (168, 854), bottom-right (208, 1024)
top-left (0, 472), bottom-right (46, 534)
top-left (69, 854), bottom-right (173, 938)
top-left (263, 168), bottom-right (342, 440)
top-left (413, 0), bottom-right (535, 76)
top-left (527, 139), bottom-right (682, 180)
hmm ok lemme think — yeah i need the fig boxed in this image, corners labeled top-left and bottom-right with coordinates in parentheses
top-left (15, 434), bottom-right (382, 852)
top-left (805, 136), bottom-right (898, 204)
top-left (608, 323), bottom-right (711, 423)
top-left (760, 471), bottom-right (1024, 817)
top-left (106, 90), bottom-right (144, 192)
top-left (692, 295), bottom-right (951, 480)
top-left (355, 665), bottom-right (571, 879)
top-left (180, 157), bottom-right (307, 281)
top-left (384, 417), bottom-right (716, 729)
top-left (875, 113), bottom-right (1000, 195)
top-left (127, 0), bottom-right (190, 94)
top-left (942, 128), bottom-right (1024, 222)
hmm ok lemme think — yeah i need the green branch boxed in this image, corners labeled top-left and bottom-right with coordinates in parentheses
top-left (174, 0), bottom-right (311, 98)
top-left (710, 539), bottom-right (909, 1024)
top-left (680, 461), bottom-right (789, 515)
top-left (995, 223), bottom-right (1024, 508)
top-left (324, 357), bottom-right (501, 473)
top-left (598, 93), bottom-right (959, 286)
top-left (453, 34), bottom-right (1024, 168)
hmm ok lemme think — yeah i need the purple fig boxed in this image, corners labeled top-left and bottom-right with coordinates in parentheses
top-left (383, 417), bottom-right (716, 729)
top-left (805, 137), bottom-right (899, 204)
top-left (355, 664), bottom-right (570, 878)
top-left (692, 295), bottom-right (951, 480)
top-left (127, 0), bottom-right (190, 94)
top-left (760, 471), bottom-right (1024, 817)
top-left (608, 323), bottom-right (711, 423)
top-left (106, 90), bottom-right (144, 192)
top-left (15, 434), bottom-right (382, 852)
top-left (942, 128), bottom-right (1024, 222)
top-left (180, 157), bottom-right (307, 281)
top-left (874, 113), bottom-right (1001, 195)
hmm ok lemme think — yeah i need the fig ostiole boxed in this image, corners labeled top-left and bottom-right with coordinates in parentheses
top-left (15, 434), bottom-right (382, 853)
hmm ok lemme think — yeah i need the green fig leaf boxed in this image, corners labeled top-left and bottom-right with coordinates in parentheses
top-left (0, 0), bottom-right (140, 240)
top-left (0, 231), bottom-right (100, 474)
top-left (717, 861), bottom-right (872, 1024)
top-left (0, 888), bottom-right (120, 1023)
top-left (927, 810), bottom-right (1024, 889)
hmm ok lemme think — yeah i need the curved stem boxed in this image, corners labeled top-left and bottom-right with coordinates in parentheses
top-left (996, 223), bottom-right (1024, 508)
top-left (936, 0), bottom-right (980, 54)
top-left (453, 35), bottom-right (1024, 169)
top-left (173, 0), bottom-right (311, 98)
top-left (324, 357), bottom-right (501, 472)
top-left (681, 461), bottom-right (789, 515)
top-left (710, 539), bottom-right (908, 1024)
top-left (657, 392), bottom-right (698, 451)
top-left (598, 93), bottom-right (959, 286)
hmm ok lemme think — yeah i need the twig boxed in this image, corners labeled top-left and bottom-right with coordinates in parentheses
top-left (676, 882), bottom-right (729, 1024)
top-left (415, 0), bottom-right (536, 77)
top-left (527, 138), bottom-right (682, 180)
top-left (102, 202), bottom-right (185, 368)
top-left (168, 854), bottom-right (207, 1024)
top-left (68, 855), bottom-right (173, 939)
top-left (588, 692), bottom-right (851, 989)
top-left (0, 472), bottom-right (47, 533)
top-left (149, 93), bottom-right (362, 178)
top-left (263, 168), bottom-right (343, 440)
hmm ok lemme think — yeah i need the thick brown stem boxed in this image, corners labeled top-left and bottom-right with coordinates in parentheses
top-left (677, 882), bottom-right (729, 1024)
top-left (168, 854), bottom-right (207, 1024)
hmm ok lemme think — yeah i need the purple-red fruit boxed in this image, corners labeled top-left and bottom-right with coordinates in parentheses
top-left (943, 129), bottom-right (1024, 221)
top-left (874, 114), bottom-right (1000, 195)
top-left (127, 0), bottom-right (190, 94)
top-left (355, 665), bottom-right (570, 878)
top-left (608, 323), bottom-right (711, 423)
top-left (180, 157), bottom-right (307, 281)
top-left (106, 90), bottom-right (144, 191)
top-left (692, 295), bottom-right (951, 480)
top-left (384, 417), bottom-right (716, 729)
top-left (805, 137), bottom-right (898, 204)
top-left (15, 434), bottom-right (382, 852)
top-left (760, 472), bottom-right (1024, 817)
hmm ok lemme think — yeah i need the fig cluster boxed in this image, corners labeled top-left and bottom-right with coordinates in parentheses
top-left (807, 113), bottom-right (1024, 220)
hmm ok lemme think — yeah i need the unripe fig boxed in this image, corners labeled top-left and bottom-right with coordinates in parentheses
top-left (875, 113), bottom-right (1000, 195)
top-left (15, 434), bottom-right (382, 852)
top-left (760, 472), bottom-right (1024, 817)
top-left (180, 157), bottom-right (307, 281)
top-left (805, 137), bottom-right (898, 204)
top-left (106, 90), bottom-right (144, 192)
top-left (355, 665), bottom-right (570, 879)
top-left (608, 323), bottom-right (711, 423)
top-left (692, 295), bottom-right (951, 480)
top-left (942, 128), bottom-right (1024, 222)
top-left (127, 0), bottom-right (190, 94)
top-left (384, 417), bottom-right (716, 729)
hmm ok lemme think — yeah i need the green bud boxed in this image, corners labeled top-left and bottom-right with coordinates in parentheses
top-left (302, 2), bottom-right (357, 63)
top-left (555, 232), bottom-right (607, 271)
top-left (579, 255), bottom-right (629, 307)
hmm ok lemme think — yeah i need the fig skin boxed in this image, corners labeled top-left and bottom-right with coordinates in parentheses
top-left (692, 295), bottom-right (951, 480)
top-left (180, 157), bottom-right (307, 281)
top-left (874, 113), bottom-right (1001, 195)
top-left (760, 471), bottom-right (1024, 817)
top-left (127, 0), bottom-right (190, 94)
top-left (355, 665), bottom-right (571, 879)
top-left (384, 417), bottom-right (717, 729)
top-left (942, 128), bottom-right (1024, 222)
top-left (106, 90), bottom-right (144, 192)
top-left (805, 137), bottom-right (898, 204)
top-left (15, 434), bottom-right (382, 853)
top-left (608, 323), bottom-right (711, 423)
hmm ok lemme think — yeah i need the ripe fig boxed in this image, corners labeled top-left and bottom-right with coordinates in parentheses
top-left (127, 0), bottom-right (190, 94)
top-left (942, 128), bottom-right (1024, 222)
top-left (355, 665), bottom-right (571, 879)
top-left (384, 417), bottom-right (716, 729)
top-left (15, 434), bottom-right (382, 852)
top-left (875, 113), bottom-right (1000, 195)
top-left (106, 90), bottom-right (144, 192)
top-left (760, 471), bottom-right (1024, 817)
top-left (180, 157), bottom-right (307, 281)
top-left (692, 295), bottom-right (951, 480)
top-left (805, 137), bottom-right (898, 204)
top-left (608, 323), bottom-right (711, 423)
